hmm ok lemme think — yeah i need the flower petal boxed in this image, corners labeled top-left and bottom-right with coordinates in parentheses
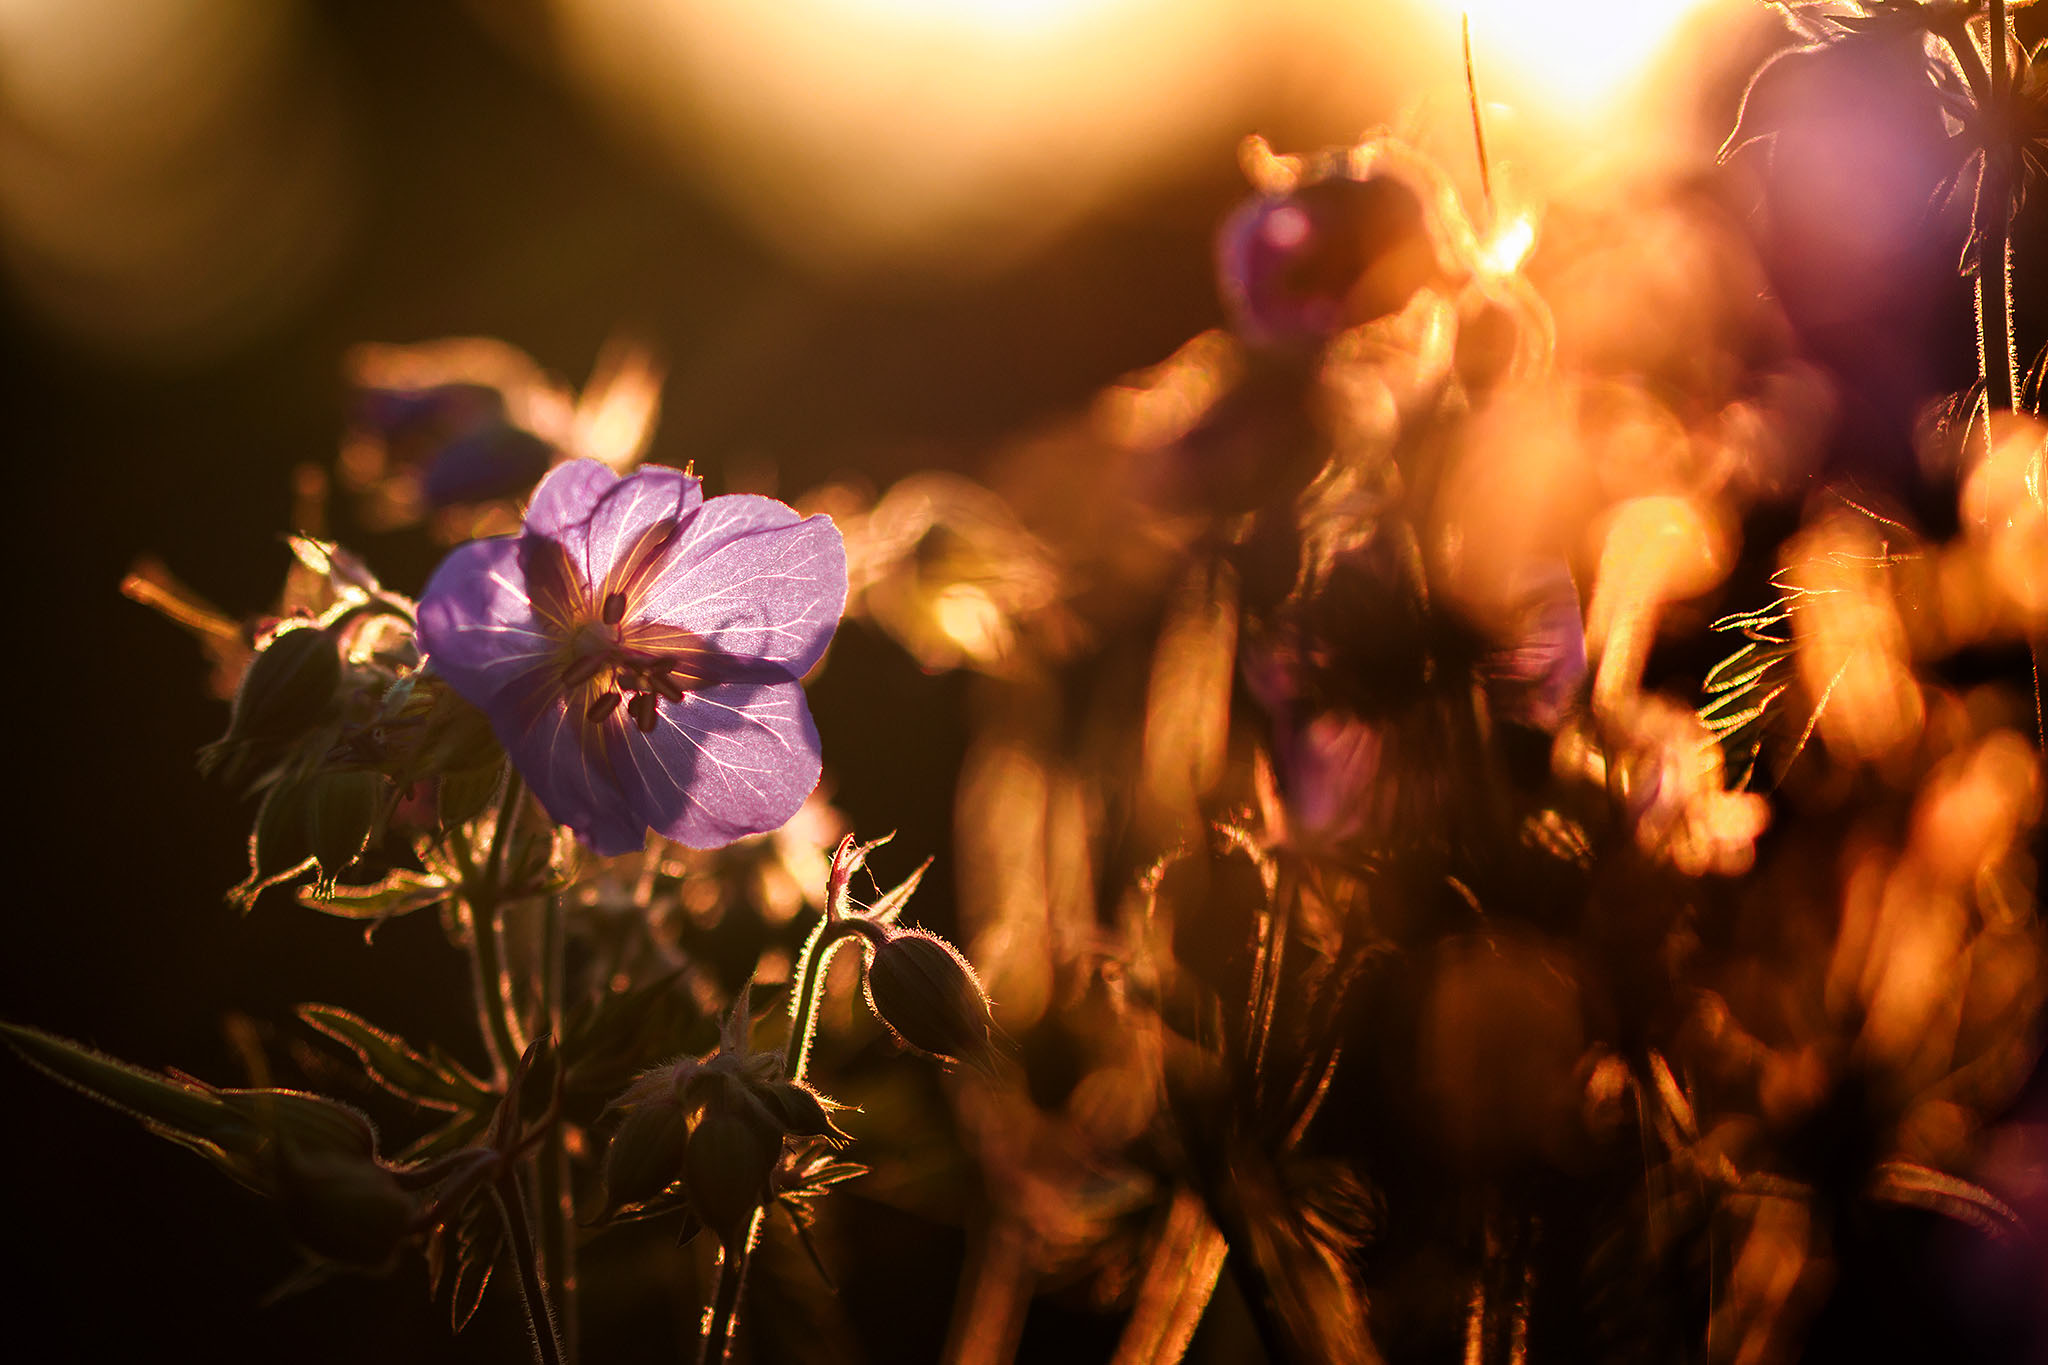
top-left (629, 498), bottom-right (847, 676)
top-left (525, 459), bottom-right (619, 538)
top-left (505, 697), bottom-right (650, 857)
top-left (416, 537), bottom-right (559, 711)
top-left (577, 465), bottom-right (704, 598)
top-left (613, 680), bottom-right (823, 849)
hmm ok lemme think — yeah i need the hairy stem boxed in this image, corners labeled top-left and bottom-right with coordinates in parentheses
top-left (493, 1178), bottom-right (566, 1365)
top-left (455, 769), bottom-right (532, 1082)
top-left (697, 1215), bottom-right (761, 1365)
top-left (1110, 1188), bottom-right (1229, 1365)
top-left (784, 917), bottom-right (870, 1083)
top-left (537, 891), bottom-right (578, 1362)
top-left (1977, 0), bottom-right (2019, 416)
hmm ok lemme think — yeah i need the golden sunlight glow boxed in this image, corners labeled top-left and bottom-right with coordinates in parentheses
top-left (545, 0), bottom-right (1230, 271)
top-left (1477, 213), bottom-right (1536, 277)
top-left (1442, 0), bottom-right (1720, 115)
top-left (818, 0), bottom-right (1118, 39)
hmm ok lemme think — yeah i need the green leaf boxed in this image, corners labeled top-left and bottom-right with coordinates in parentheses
top-left (299, 1003), bottom-right (492, 1112)
top-left (296, 868), bottom-right (449, 921)
top-left (2, 1021), bottom-right (244, 1166)
top-left (437, 1193), bottom-right (502, 1331)
top-left (1, 1021), bottom-right (381, 1192)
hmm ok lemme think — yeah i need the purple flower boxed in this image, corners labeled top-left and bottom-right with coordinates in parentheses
top-left (417, 460), bottom-right (846, 854)
top-left (1216, 164), bottom-right (1438, 351)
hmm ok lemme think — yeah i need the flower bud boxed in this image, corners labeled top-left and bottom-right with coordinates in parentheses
top-left (421, 423), bottom-right (556, 507)
top-left (248, 774), bottom-right (321, 892)
top-left (758, 1080), bottom-right (854, 1146)
top-left (225, 623), bottom-right (342, 747)
top-left (201, 624), bottom-right (344, 788)
top-left (863, 928), bottom-right (995, 1067)
top-left (603, 1093), bottom-right (692, 1211)
top-left (682, 1081), bottom-right (782, 1250)
top-left (309, 769), bottom-right (384, 882)
top-left (1216, 165), bottom-right (1437, 350)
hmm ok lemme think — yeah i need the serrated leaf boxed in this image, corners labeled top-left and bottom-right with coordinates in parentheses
top-left (448, 1196), bottom-right (502, 1331)
top-left (299, 1004), bottom-right (492, 1112)
top-left (297, 868), bottom-right (449, 921)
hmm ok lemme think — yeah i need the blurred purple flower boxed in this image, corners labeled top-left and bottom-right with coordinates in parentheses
top-left (418, 459), bottom-right (846, 854)
top-left (1244, 551), bottom-right (1584, 850)
top-left (1216, 162), bottom-right (1439, 351)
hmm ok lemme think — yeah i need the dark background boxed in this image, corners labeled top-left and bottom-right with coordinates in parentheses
top-left (2, 2), bottom-right (2039, 1361)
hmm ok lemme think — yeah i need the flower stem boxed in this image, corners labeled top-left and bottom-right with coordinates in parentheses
top-left (697, 1214), bottom-right (761, 1365)
top-left (460, 768), bottom-right (529, 1086)
top-left (492, 1179), bottom-right (567, 1365)
top-left (1245, 860), bottom-right (1297, 1106)
top-left (1975, 1), bottom-right (2038, 745)
top-left (1977, 0), bottom-right (2019, 416)
top-left (784, 916), bottom-right (868, 1083)
top-left (537, 891), bottom-right (579, 1363)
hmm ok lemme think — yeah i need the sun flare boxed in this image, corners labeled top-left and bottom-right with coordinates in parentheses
top-left (1447, 0), bottom-right (1721, 115)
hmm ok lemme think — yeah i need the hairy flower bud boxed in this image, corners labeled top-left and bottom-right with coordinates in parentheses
top-left (603, 1092), bottom-right (691, 1211)
top-left (202, 624), bottom-right (344, 788)
top-left (236, 767), bottom-right (386, 908)
top-left (681, 1079), bottom-right (782, 1250)
top-left (863, 928), bottom-right (995, 1067)
top-left (309, 769), bottom-right (384, 882)
top-left (229, 623), bottom-right (343, 744)
top-left (758, 1080), bottom-right (854, 1146)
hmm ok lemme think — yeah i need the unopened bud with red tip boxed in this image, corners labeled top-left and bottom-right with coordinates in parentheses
top-left (862, 927), bottom-right (996, 1068)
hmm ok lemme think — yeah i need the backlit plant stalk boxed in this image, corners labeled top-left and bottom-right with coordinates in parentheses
top-left (1977, 0), bottom-right (2020, 417)
top-left (456, 768), bottom-right (577, 1362)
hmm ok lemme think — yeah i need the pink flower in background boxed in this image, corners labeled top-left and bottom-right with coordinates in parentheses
top-left (419, 459), bottom-right (846, 853)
